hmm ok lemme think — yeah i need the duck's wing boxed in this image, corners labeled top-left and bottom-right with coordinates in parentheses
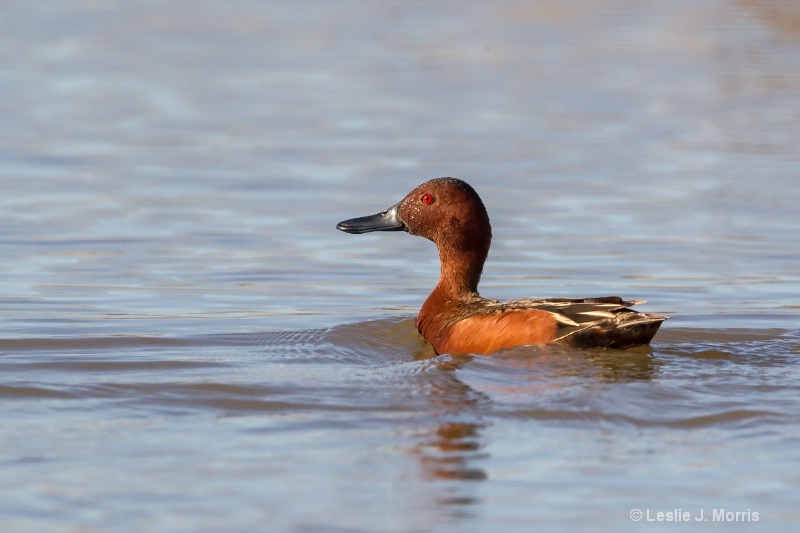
top-left (492, 296), bottom-right (669, 349)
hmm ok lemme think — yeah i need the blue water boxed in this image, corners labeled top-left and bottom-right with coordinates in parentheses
top-left (2, 0), bottom-right (799, 531)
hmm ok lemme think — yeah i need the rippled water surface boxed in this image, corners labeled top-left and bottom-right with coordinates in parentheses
top-left (2, 0), bottom-right (799, 531)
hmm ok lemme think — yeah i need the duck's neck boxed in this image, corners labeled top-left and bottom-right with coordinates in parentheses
top-left (416, 243), bottom-right (485, 348)
top-left (433, 241), bottom-right (489, 299)
top-left (416, 237), bottom-right (490, 350)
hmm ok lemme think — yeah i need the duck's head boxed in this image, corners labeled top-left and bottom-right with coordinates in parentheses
top-left (336, 177), bottom-right (492, 253)
top-left (337, 178), bottom-right (492, 294)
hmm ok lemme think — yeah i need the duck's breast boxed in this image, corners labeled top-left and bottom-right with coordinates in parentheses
top-left (435, 308), bottom-right (558, 355)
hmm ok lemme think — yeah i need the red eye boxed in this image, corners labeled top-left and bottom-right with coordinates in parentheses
top-left (421, 193), bottom-right (434, 205)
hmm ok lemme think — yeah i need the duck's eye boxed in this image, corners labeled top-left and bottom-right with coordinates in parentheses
top-left (421, 193), bottom-right (434, 205)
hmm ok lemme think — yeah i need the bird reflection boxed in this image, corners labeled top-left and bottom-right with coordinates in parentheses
top-left (406, 352), bottom-right (489, 515)
top-left (418, 422), bottom-right (488, 482)
top-left (405, 333), bottom-right (660, 517)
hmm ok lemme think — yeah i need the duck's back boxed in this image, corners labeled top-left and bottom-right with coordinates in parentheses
top-left (422, 295), bottom-right (667, 354)
top-left (481, 296), bottom-right (668, 350)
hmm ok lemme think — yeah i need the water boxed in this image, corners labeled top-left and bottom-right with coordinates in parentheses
top-left (1, 0), bottom-right (799, 531)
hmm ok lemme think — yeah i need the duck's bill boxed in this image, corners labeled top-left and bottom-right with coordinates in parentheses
top-left (336, 202), bottom-right (406, 234)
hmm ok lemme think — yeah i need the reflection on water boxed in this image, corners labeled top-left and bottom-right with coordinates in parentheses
top-left (422, 423), bottom-right (488, 482)
top-left (2, 0), bottom-right (800, 530)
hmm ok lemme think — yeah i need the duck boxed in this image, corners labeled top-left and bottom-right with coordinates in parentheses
top-left (336, 177), bottom-right (668, 355)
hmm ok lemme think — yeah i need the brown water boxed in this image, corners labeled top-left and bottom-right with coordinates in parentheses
top-left (2, 0), bottom-right (799, 531)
